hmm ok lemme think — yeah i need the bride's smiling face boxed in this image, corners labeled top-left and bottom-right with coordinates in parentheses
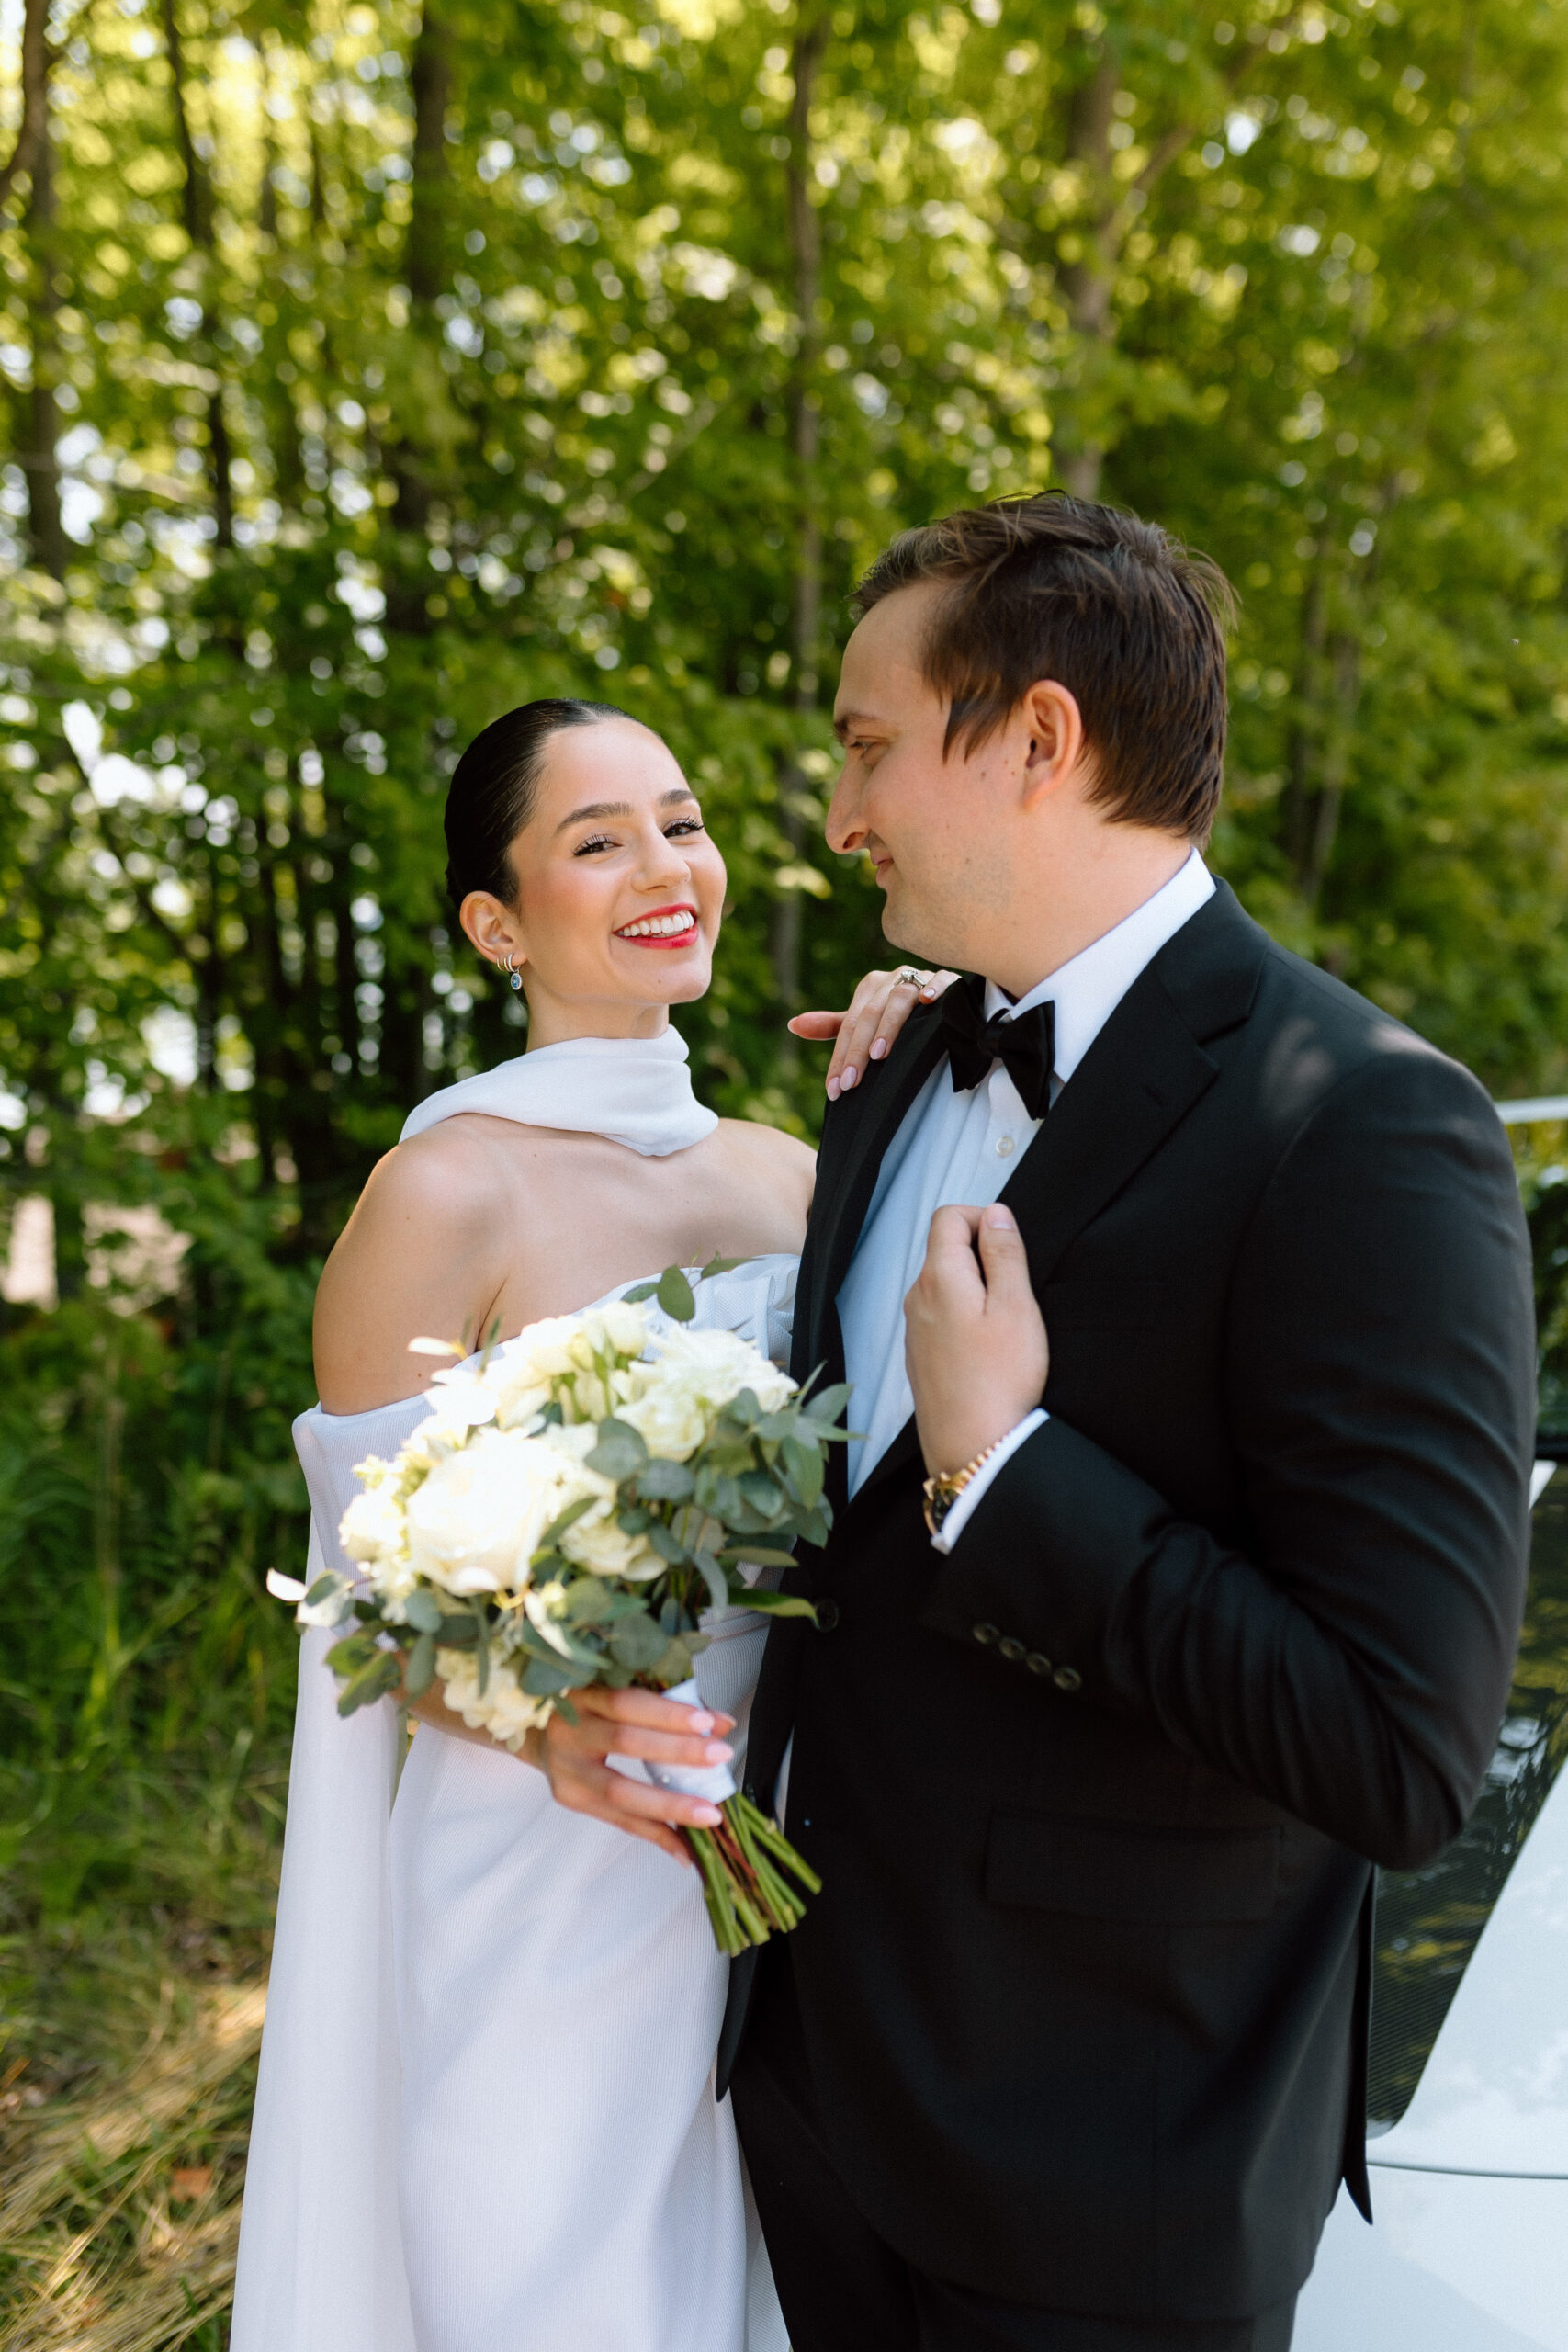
top-left (463, 717), bottom-right (727, 1043)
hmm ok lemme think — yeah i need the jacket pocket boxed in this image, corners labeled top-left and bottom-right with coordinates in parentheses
top-left (1039, 1280), bottom-right (1168, 1332)
top-left (985, 1814), bottom-right (1281, 1923)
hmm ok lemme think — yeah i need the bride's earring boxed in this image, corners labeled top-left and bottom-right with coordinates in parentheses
top-left (503, 953), bottom-right (523, 993)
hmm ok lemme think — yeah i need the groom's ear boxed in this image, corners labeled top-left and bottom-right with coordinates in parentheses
top-left (1018, 680), bottom-right (1089, 808)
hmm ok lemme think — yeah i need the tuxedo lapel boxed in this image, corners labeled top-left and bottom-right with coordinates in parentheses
top-left (1000, 882), bottom-right (1269, 1294)
top-left (844, 884), bottom-right (1269, 1519)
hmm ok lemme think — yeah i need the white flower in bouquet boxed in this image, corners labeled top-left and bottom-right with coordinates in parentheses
top-left (405, 1425), bottom-right (587, 1596)
top-left (653, 1324), bottom-right (795, 1407)
top-left (339, 1482), bottom-right (407, 1566)
top-left (435, 1649), bottom-right (551, 1751)
top-left (614, 1374), bottom-right (711, 1462)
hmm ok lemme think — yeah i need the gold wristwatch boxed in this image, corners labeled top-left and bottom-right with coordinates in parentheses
top-left (922, 1433), bottom-right (1009, 1537)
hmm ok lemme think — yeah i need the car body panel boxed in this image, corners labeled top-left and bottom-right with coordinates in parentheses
top-left (1296, 1462), bottom-right (1568, 2345)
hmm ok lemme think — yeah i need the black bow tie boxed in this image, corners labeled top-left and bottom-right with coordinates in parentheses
top-left (941, 979), bottom-right (1055, 1121)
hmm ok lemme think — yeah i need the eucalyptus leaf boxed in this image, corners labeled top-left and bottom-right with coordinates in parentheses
top-left (656, 1264), bottom-right (697, 1321)
top-left (607, 1611), bottom-right (671, 1668)
top-left (804, 1382), bottom-right (852, 1426)
top-left (403, 1588), bottom-right (444, 1635)
top-left (622, 1280), bottom-right (659, 1304)
top-left (406, 1630), bottom-right (436, 1698)
top-left (536, 1493), bottom-right (596, 1551)
top-left (744, 1590), bottom-right (820, 1618)
top-left (718, 1546), bottom-right (797, 1568)
top-left (586, 1419), bottom-right (649, 1481)
top-left (782, 1434), bottom-right (825, 1507)
top-left (648, 1521), bottom-right (688, 1564)
top-left (694, 1548), bottom-right (730, 1614)
top-left (739, 1471), bottom-right (785, 1520)
top-left (636, 1458), bottom-right (694, 1502)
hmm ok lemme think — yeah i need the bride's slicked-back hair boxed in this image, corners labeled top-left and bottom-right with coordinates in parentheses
top-left (445, 697), bottom-right (634, 910)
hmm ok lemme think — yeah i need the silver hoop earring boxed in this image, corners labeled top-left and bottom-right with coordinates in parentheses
top-left (503, 953), bottom-right (523, 993)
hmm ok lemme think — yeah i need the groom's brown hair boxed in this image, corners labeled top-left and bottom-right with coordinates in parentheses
top-left (852, 492), bottom-right (1235, 845)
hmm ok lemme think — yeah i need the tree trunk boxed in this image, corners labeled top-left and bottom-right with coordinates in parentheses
top-left (770, 13), bottom-right (830, 1025)
top-left (1057, 55), bottom-right (1117, 502)
top-left (20, 17), bottom-right (66, 582)
top-left (387, 0), bottom-right (453, 571)
top-left (1282, 560), bottom-right (1328, 887)
top-left (0, 0), bottom-right (49, 211)
top-left (162, 0), bottom-right (233, 549)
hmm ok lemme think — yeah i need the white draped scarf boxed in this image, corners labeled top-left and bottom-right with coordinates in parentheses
top-left (399, 1027), bottom-right (717, 1158)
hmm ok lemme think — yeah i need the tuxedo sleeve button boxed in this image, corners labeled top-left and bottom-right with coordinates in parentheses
top-left (1025, 1651), bottom-right (1052, 1678)
top-left (998, 1636), bottom-right (1025, 1663)
top-left (1053, 1666), bottom-right (1082, 1692)
top-left (973, 1622), bottom-right (999, 1645)
top-left (813, 1598), bottom-right (840, 1632)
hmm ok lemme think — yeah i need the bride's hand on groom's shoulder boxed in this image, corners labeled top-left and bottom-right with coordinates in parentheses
top-left (527, 1686), bottom-right (738, 1866)
top-left (790, 967), bottom-right (958, 1102)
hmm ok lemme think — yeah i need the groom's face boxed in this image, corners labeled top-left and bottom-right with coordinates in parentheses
top-left (829, 581), bottom-right (1023, 969)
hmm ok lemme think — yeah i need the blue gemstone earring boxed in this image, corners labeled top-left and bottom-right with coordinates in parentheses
top-left (504, 953), bottom-right (523, 993)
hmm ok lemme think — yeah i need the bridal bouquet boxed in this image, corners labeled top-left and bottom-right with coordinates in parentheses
top-left (269, 1267), bottom-right (846, 1956)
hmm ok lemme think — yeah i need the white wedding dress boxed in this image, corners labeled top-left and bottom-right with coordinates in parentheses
top-left (231, 1035), bottom-right (793, 2352)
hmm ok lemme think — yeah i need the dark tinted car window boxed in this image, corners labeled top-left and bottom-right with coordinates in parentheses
top-left (1368, 1475), bottom-right (1568, 2131)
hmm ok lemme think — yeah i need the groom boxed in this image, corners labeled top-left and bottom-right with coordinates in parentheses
top-left (723, 493), bottom-right (1536, 2350)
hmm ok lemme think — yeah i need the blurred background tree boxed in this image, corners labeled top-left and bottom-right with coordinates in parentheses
top-left (6, 0), bottom-right (1568, 2335)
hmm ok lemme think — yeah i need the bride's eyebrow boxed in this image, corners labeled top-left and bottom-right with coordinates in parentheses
top-left (554, 787), bottom-right (699, 832)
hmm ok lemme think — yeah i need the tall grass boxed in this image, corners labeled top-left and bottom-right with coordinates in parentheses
top-left (0, 1185), bottom-right (317, 2346)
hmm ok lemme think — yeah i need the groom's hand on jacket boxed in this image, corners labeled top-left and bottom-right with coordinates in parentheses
top-left (906, 1204), bottom-right (1049, 1473)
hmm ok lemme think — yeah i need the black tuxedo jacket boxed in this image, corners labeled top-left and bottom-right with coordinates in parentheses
top-left (721, 882), bottom-right (1535, 2322)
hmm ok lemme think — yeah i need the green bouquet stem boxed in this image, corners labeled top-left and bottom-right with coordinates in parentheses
top-left (683, 1794), bottom-right (823, 1958)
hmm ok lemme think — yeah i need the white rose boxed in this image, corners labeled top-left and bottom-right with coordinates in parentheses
top-left (647, 1325), bottom-right (795, 1415)
top-left (558, 1504), bottom-right (661, 1581)
top-left (421, 1365), bottom-right (502, 1436)
top-left (590, 1299), bottom-right (649, 1359)
top-left (339, 1486), bottom-right (406, 1565)
top-left (503, 1314), bottom-right (596, 1382)
top-left (405, 1427), bottom-right (580, 1596)
top-left (615, 1381), bottom-right (710, 1462)
top-left (435, 1650), bottom-right (551, 1752)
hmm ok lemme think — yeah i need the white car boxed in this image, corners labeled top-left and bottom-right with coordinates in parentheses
top-left (1296, 1455), bottom-right (1568, 2349)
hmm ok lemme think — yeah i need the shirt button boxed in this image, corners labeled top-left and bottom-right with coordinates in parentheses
top-left (998, 1635), bottom-right (1025, 1663)
top-left (995, 1135), bottom-right (1015, 1157)
top-left (1054, 1666), bottom-right (1082, 1693)
top-left (973, 1622), bottom-right (999, 1645)
top-left (814, 1598), bottom-right (841, 1632)
top-left (1026, 1651), bottom-right (1053, 1677)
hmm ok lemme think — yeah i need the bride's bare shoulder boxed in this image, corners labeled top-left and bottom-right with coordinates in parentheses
top-left (712, 1116), bottom-right (816, 1205)
top-left (313, 1119), bottom-right (516, 1411)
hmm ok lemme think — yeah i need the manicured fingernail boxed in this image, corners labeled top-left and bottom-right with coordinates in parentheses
top-left (983, 1204), bottom-right (1016, 1228)
top-left (688, 1710), bottom-right (715, 1733)
top-left (705, 1742), bottom-right (734, 1763)
top-left (841, 1065), bottom-right (858, 1090)
top-left (919, 985), bottom-right (937, 999)
top-left (826, 1075), bottom-right (840, 1100)
top-left (694, 1804), bottom-right (723, 1826)
top-left (870, 1037), bottom-right (888, 1060)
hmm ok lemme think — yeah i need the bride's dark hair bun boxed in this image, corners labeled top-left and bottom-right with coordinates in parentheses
top-left (445, 697), bottom-right (632, 909)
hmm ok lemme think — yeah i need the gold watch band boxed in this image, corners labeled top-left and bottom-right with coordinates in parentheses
top-left (922, 1432), bottom-right (1009, 1538)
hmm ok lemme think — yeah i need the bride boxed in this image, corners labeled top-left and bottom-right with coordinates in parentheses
top-left (231, 695), bottom-right (942, 2352)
